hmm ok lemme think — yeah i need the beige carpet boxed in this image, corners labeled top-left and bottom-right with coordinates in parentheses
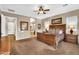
top-left (10, 39), bottom-right (79, 55)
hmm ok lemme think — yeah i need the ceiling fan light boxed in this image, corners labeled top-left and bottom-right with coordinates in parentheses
top-left (39, 11), bottom-right (43, 14)
top-left (34, 5), bottom-right (50, 15)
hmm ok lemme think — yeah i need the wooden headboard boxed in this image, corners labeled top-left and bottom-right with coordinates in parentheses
top-left (49, 24), bottom-right (66, 34)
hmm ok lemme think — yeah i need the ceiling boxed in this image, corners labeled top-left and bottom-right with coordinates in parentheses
top-left (0, 4), bottom-right (79, 19)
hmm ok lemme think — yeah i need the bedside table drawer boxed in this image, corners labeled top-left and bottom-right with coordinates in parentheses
top-left (66, 39), bottom-right (76, 43)
top-left (66, 34), bottom-right (78, 44)
top-left (66, 36), bottom-right (76, 40)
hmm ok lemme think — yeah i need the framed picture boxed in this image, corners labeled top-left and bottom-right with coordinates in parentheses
top-left (20, 21), bottom-right (28, 31)
top-left (51, 18), bottom-right (62, 24)
top-left (38, 24), bottom-right (41, 29)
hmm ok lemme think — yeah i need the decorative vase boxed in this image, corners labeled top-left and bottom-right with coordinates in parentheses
top-left (70, 29), bottom-right (73, 34)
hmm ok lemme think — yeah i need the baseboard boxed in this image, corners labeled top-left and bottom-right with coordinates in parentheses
top-left (0, 52), bottom-right (10, 55)
top-left (16, 37), bottom-right (32, 42)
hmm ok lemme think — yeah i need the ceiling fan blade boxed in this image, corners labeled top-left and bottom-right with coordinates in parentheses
top-left (44, 9), bottom-right (50, 11)
top-left (37, 12), bottom-right (40, 14)
top-left (43, 11), bottom-right (46, 14)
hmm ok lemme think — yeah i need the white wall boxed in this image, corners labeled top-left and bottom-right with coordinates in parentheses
top-left (1, 14), bottom-right (7, 36)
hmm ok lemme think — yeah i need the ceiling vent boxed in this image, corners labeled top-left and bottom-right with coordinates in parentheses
top-left (8, 9), bottom-right (15, 13)
top-left (62, 4), bottom-right (68, 7)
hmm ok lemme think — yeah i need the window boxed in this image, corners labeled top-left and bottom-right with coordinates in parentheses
top-left (66, 16), bottom-right (78, 34)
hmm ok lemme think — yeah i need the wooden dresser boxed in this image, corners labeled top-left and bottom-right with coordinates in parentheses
top-left (65, 34), bottom-right (78, 44)
top-left (37, 32), bottom-right (56, 47)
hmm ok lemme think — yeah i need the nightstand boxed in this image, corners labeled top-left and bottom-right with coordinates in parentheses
top-left (65, 34), bottom-right (78, 44)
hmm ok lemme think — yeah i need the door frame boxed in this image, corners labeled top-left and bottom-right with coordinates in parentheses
top-left (6, 16), bottom-right (17, 40)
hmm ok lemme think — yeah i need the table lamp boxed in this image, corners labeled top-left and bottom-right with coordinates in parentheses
top-left (69, 25), bottom-right (74, 34)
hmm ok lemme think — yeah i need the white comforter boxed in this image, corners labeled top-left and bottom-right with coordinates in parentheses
top-left (55, 33), bottom-right (64, 46)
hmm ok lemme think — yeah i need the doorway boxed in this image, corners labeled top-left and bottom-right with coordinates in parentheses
top-left (6, 16), bottom-right (17, 53)
top-left (6, 16), bottom-right (16, 41)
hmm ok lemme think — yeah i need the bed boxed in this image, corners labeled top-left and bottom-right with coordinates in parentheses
top-left (49, 24), bottom-right (66, 45)
top-left (37, 24), bottom-right (66, 48)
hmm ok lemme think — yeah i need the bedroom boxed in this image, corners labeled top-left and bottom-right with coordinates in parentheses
top-left (0, 4), bottom-right (79, 55)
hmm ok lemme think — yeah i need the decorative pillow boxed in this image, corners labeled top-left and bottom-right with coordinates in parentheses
top-left (56, 29), bottom-right (63, 35)
top-left (59, 30), bottom-right (63, 34)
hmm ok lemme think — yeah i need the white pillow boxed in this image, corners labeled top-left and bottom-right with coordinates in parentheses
top-left (59, 30), bottom-right (63, 34)
top-left (56, 29), bottom-right (63, 35)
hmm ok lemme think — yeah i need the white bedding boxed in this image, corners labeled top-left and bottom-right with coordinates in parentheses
top-left (55, 29), bottom-right (64, 46)
top-left (56, 33), bottom-right (64, 43)
top-left (49, 28), bottom-right (65, 46)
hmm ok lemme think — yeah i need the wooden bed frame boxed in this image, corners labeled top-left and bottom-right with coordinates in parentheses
top-left (37, 32), bottom-right (56, 48)
top-left (37, 24), bottom-right (66, 48)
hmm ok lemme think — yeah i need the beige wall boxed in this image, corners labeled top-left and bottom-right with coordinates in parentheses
top-left (16, 16), bottom-right (31, 40)
top-left (1, 11), bottom-right (31, 40)
top-left (43, 9), bottom-right (79, 34)
top-left (1, 9), bottom-right (79, 40)
top-left (35, 19), bottom-right (44, 32)
top-left (42, 9), bottom-right (79, 44)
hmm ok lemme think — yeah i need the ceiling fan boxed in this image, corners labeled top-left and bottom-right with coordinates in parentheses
top-left (33, 6), bottom-right (50, 15)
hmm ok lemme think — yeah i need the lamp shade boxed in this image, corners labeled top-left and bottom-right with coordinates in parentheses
top-left (69, 25), bottom-right (75, 29)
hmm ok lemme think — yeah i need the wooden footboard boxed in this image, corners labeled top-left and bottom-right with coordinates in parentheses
top-left (37, 32), bottom-right (56, 48)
